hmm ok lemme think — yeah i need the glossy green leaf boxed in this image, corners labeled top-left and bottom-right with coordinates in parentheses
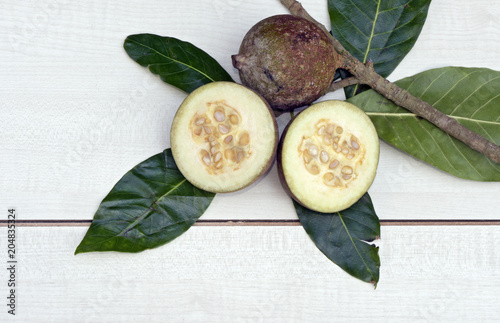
top-left (329, 0), bottom-right (431, 97)
top-left (349, 67), bottom-right (500, 181)
top-left (75, 149), bottom-right (215, 254)
top-left (124, 34), bottom-right (233, 93)
top-left (295, 193), bottom-right (380, 286)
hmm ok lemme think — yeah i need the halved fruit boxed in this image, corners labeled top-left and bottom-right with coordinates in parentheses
top-left (171, 82), bottom-right (278, 193)
top-left (278, 100), bottom-right (379, 213)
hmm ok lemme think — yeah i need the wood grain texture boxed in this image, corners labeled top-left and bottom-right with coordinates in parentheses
top-left (1, 226), bottom-right (499, 322)
top-left (1, 0), bottom-right (499, 220)
top-left (3, 219), bottom-right (500, 227)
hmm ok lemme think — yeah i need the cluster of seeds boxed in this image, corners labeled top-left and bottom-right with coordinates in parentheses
top-left (299, 119), bottom-right (365, 188)
top-left (190, 100), bottom-right (251, 174)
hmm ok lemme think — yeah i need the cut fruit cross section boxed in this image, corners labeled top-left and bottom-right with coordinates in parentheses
top-left (171, 82), bottom-right (278, 193)
top-left (278, 100), bottom-right (379, 213)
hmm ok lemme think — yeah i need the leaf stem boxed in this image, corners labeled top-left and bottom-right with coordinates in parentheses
top-left (279, 0), bottom-right (500, 164)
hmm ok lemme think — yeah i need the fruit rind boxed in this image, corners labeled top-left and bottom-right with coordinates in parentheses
top-left (233, 14), bottom-right (338, 110)
top-left (278, 100), bottom-right (379, 213)
top-left (171, 82), bottom-right (278, 193)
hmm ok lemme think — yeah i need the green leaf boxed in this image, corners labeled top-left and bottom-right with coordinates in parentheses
top-left (75, 149), bottom-right (215, 254)
top-left (349, 66), bottom-right (500, 181)
top-left (124, 34), bottom-right (233, 93)
top-left (295, 193), bottom-right (380, 286)
top-left (329, 0), bottom-right (431, 97)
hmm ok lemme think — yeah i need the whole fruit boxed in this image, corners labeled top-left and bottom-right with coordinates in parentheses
top-left (170, 82), bottom-right (278, 193)
top-left (232, 15), bottom-right (339, 110)
top-left (278, 100), bottom-right (379, 213)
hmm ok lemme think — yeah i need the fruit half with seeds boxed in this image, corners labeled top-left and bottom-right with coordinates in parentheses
top-left (171, 81), bottom-right (278, 193)
top-left (278, 100), bottom-right (379, 213)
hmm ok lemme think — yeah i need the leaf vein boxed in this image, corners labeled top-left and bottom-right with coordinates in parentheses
top-left (431, 70), bottom-right (480, 107)
top-left (367, 112), bottom-right (500, 126)
top-left (116, 178), bottom-right (188, 238)
top-left (338, 212), bottom-right (376, 282)
top-left (362, 0), bottom-right (382, 64)
top-left (126, 38), bottom-right (216, 83)
top-left (347, 0), bottom-right (374, 22)
top-left (377, 2), bottom-right (408, 14)
top-left (466, 77), bottom-right (500, 119)
top-left (415, 120), bottom-right (462, 173)
top-left (400, 116), bottom-right (438, 164)
top-left (448, 137), bottom-right (484, 177)
top-left (381, 114), bottom-right (415, 154)
top-left (476, 123), bottom-right (500, 171)
top-left (333, 7), bottom-right (370, 39)
top-left (418, 70), bottom-right (448, 99)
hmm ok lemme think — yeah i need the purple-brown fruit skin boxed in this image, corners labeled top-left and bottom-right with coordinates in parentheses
top-left (232, 15), bottom-right (338, 110)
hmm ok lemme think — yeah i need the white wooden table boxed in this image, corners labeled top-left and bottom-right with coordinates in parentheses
top-left (1, 0), bottom-right (499, 321)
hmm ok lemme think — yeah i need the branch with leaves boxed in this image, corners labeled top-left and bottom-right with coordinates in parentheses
top-left (280, 0), bottom-right (500, 164)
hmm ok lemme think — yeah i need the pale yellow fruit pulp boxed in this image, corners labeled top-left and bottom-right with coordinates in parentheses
top-left (281, 100), bottom-right (379, 213)
top-left (171, 82), bottom-right (278, 193)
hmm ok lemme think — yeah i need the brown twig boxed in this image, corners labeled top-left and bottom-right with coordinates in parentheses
top-left (328, 76), bottom-right (359, 92)
top-left (279, 0), bottom-right (500, 164)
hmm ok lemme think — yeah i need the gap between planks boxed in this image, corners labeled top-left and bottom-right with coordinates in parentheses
top-left (0, 219), bottom-right (500, 227)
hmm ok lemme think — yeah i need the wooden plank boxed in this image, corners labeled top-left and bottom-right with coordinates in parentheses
top-left (1, 226), bottom-right (499, 321)
top-left (1, 0), bottom-right (499, 220)
top-left (2, 219), bottom-right (500, 227)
